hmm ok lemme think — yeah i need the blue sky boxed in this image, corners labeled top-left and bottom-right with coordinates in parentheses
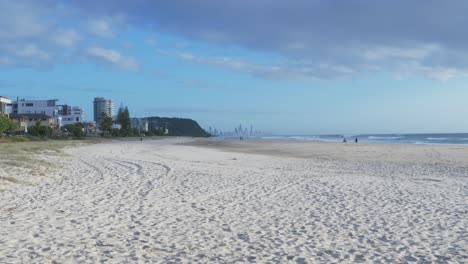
top-left (1, 1), bottom-right (468, 135)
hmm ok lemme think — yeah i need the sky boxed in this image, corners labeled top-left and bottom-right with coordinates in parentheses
top-left (1, 0), bottom-right (468, 135)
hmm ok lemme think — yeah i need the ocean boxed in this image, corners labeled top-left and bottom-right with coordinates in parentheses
top-left (224, 133), bottom-right (468, 146)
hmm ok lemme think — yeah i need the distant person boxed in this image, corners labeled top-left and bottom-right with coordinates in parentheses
top-left (342, 137), bottom-right (347, 143)
top-left (355, 138), bottom-right (358, 143)
top-left (140, 137), bottom-right (143, 142)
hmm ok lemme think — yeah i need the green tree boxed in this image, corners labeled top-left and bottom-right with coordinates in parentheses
top-left (27, 121), bottom-right (41, 136)
top-left (110, 128), bottom-right (121, 137)
top-left (28, 121), bottom-right (51, 137)
top-left (117, 104), bottom-right (131, 136)
top-left (117, 104), bottom-right (124, 126)
top-left (64, 123), bottom-right (85, 138)
top-left (131, 128), bottom-right (140, 136)
top-left (100, 113), bottom-right (113, 133)
top-left (122, 106), bottom-right (130, 131)
top-left (0, 115), bottom-right (17, 134)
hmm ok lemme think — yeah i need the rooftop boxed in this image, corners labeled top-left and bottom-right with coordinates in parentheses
top-left (9, 113), bottom-right (52, 119)
top-left (0, 96), bottom-right (11, 103)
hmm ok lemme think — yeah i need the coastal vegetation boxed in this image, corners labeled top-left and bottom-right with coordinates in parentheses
top-left (146, 117), bottom-right (210, 137)
top-left (64, 123), bottom-right (85, 138)
top-left (28, 121), bottom-right (53, 137)
top-left (0, 115), bottom-right (17, 135)
top-left (116, 105), bottom-right (131, 136)
top-left (0, 139), bottom-right (89, 185)
top-left (99, 113), bottom-right (113, 133)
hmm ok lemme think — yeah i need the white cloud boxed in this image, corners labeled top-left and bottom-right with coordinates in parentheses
top-left (15, 44), bottom-right (51, 61)
top-left (0, 1), bottom-right (137, 71)
top-left (51, 29), bottom-right (81, 47)
top-left (0, 43), bottom-right (52, 67)
top-left (86, 46), bottom-right (139, 71)
top-left (362, 45), bottom-right (438, 61)
top-left (87, 15), bottom-right (125, 38)
top-left (0, 1), bottom-right (75, 67)
top-left (3, 1), bottom-right (468, 80)
top-left (163, 50), bottom-right (355, 80)
top-left (394, 61), bottom-right (468, 81)
top-left (420, 67), bottom-right (468, 81)
top-left (0, 1), bottom-right (50, 41)
top-left (66, 1), bottom-right (468, 81)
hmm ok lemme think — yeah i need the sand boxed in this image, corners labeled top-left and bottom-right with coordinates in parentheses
top-left (0, 138), bottom-right (467, 263)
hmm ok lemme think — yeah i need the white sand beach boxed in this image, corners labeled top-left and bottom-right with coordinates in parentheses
top-left (0, 138), bottom-right (467, 263)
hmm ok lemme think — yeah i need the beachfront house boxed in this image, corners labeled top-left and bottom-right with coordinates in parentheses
top-left (58, 105), bottom-right (84, 126)
top-left (9, 114), bottom-right (54, 132)
top-left (83, 122), bottom-right (96, 135)
top-left (11, 99), bottom-right (62, 127)
top-left (8, 98), bottom-right (87, 128)
top-left (7, 114), bottom-right (28, 133)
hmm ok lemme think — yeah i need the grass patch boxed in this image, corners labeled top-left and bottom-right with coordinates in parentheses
top-left (1, 160), bottom-right (25, 168)
top-left (0, 139), bottom-right (94, 185)
top-left (0, 136), bottom-right (30, 143)
top-left (0, 176), bottom-right (20, 183)
top-left (0, 176), bottom-right (32, 185)
top-left (0, 139), bottom-right (91, 155)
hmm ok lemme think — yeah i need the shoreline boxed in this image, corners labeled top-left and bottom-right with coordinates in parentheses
top-left (182, 137), bottom-right (468, 166)
top-left (214, 132), bottom-right (468, 146)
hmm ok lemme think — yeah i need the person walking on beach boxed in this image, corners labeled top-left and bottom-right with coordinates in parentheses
top-left (355, 138), bottom-right (358, 143)
top-left (342, 137), bottom-right (347, 143)
top-left (140, 137), bottom-right (143, 142)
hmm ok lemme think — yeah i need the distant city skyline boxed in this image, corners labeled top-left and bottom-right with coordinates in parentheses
top-left (2, 1), bottom-right (468, 135)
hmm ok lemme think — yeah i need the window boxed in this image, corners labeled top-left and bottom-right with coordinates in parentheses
top-left (76, 117), bottom-right (79, 121)
top-left (26, 103), bottom-right (33, 107)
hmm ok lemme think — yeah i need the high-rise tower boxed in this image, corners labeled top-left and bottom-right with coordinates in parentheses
top-left (93, 97), bottom-right (114, 125)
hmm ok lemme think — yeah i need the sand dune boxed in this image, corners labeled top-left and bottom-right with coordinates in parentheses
top-left (0, 138), bottom-right (467, 263)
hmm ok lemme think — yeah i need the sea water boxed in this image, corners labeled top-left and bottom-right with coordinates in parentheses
top-left (224, 133), bottom-right (468, 145)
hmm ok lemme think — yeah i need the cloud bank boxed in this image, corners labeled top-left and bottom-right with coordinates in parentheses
top-left (0, 1), bottom-right (137, 71)
top-left (2, 0), bottom-right (468, 79)
top-left (70, 0), bottom-right (468, 80)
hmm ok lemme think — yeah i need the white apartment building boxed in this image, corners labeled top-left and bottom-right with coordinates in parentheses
top-left (0, 96), bottom-right (11, 115)
top-left (10, 99), bottom-right (85, 127)
top-left (12, 99), bottom-right (62, 127)
top-left (93, 97), bottom-right (114, 126)
top-left (13, 99), bottom-right (57, 116)
top-left (59, 105), bottom-right (84, 126)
